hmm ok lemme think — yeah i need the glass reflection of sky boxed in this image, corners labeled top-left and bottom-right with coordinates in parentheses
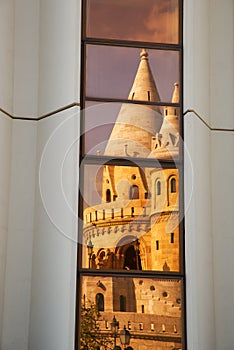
top-left (86, 0), bottom-right (179, 44)
top-left (86, 46), bottom-right (179, 103)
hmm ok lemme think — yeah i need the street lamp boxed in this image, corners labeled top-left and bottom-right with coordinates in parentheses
top-left (119, 326), bottom-right (131, 350)
top-left (87, 239), bottom-right (93, 268)
top-left (110, 315), bottom-right (119, 349)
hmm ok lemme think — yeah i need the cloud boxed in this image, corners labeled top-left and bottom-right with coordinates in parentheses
top-left (87, 0), bottom-right (179, 44)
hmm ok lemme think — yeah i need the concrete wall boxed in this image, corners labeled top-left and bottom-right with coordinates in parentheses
top-left (0, 0), bottom-right (14, 345)
top-left (1, 0), bottom-right (80, 349)
top-left (0, 1), bottom-right (39, 349)
top-left (184, 1), bottom-right (234, 350)
top-left (29, 1), bottom-right (81, 349)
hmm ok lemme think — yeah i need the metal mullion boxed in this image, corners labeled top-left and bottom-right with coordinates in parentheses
top-left (75, 1), bottom-right (87, 349)
top-left (85, 96), bottom-right (180, 108)
top-left (80, 154), bottom-right (182, 170)
top-left (79, 268), bottom-right (184, 281)
top-left (83, 37), bottom-right (182, 52)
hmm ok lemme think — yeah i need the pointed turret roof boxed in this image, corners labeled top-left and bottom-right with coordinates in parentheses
top-left (171, 82), bottom-right (179, 103)
top-left (149, 83), bottom-right (180, 160)
top-left (104, 50), bottom-right (162, 158)
top-left (128, 49), bottom-right (161, 105)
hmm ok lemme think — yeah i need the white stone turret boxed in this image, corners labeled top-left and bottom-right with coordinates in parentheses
top-left (104, 49), bottom-right (163, 158)
top-left (150, 82), bottom-right (180, 160)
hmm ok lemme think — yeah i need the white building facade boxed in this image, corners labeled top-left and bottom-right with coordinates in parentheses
top-left (0, 0), bottom-right (233, 350)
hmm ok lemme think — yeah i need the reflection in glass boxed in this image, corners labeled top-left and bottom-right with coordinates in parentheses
top-left (81, 164), bottom-right (180, 272)
top-left (86, 46), bottom-right (180, 103)
top-left (84, 101), bottom-right (180, 160)
top-left (80, 276), bottom-right (183, 349)
top-left (86, 0), bottom-right (179, 44)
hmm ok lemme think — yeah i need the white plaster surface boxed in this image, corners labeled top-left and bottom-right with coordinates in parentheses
top-left (0, 0), bottom-right (14, 344)
top-left (1, 121), bottom-right (37, 350)
top-left (184, 114), bottom-right (215, 350)
top-left (29, 109), bottom-right (79, 350)
top-left (183, 0), bottom-right (211, 125)
top-left (38, 0), bottom-right (81, 115)
top-left (0, 115), bottom-right (12, 348)
top-left (184, 1), bottom-right (234, 350)
top-left (210, 0), bottom-right (234, 130)
top-left (211, 132), bottom-right (234, 350)
top-left (13, 0), bottom-right (40, 117)
top-left (0, 0), bottom-right (14, 113)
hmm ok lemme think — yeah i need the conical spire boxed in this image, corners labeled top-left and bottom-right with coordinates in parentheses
top-left (128, 49), bottom-right (161, 105)
top-left (104, 50), bottom-right (162, 158)
top-left (171, 82), bottom-right (179, 103)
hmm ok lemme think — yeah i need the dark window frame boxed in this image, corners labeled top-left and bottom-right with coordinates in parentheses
top-left (76, 1), bottom-right (186, 349)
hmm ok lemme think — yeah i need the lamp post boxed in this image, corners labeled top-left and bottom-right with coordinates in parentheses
top-left (87, 239), bottom-right (93, 268)
top-left (119, 326), bottom-right (131, 350)
top-left (110, 316), bottom-right (119, 349)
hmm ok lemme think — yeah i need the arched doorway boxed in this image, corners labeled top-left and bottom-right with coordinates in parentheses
top-left (123, 244), bottom-right (142, 270)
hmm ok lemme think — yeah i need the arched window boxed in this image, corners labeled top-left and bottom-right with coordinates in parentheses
top-left (120, 295), bottom-right (126, 312)
top-left (156, 180), bottom-right (161, 195)
top-left (106, 189), bottom-right (111, 202)
top-left (170, 178), bottom-right (176, 193)
top-left (130, 185), bottom-right (139, 199)
top-left (96, 293), bottom-right (104, 311)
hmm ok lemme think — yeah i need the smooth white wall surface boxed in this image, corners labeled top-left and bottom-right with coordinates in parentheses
top-left (13, 0), bottom-right (40, 117)
top-left (29, 1), bottom-right (81, 348)
top-left (0, 114), bottom-right (12, 347)
top-left (211, 132), bottom-right (234, 350)
top-left (184, 115), bottom-right (215, 350)
top-left (210, 0), bottom-right (234, 129)
top-left (2, 121), bottom-right (37, 350)
top-left (29, 109), bottom-right (79, 350)
top-left (0, 1), bottom-right (39, 349)
top-left (0, 0), bottom-right (14, 345)
top-left (38, 0), bottom-right (81, 115)
top-left (184, 0), bottom-right (234, 349)
top-left (0, 0), bottom-right (14, 113)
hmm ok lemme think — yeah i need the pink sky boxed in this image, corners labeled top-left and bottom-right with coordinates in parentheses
top-left (86, 0), bottom-right (179, 44)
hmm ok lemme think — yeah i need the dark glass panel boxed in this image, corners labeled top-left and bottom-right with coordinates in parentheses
top-left (86, 45), bottom-right (180, 103)
top-left (83, 101), bottom-right (180, 161)
top-left (86, 0), bottom-right (179, 44)
top-left (81, 164), bottom-right (180, 272)
top-left (80, 275), bottom-right (183, 349)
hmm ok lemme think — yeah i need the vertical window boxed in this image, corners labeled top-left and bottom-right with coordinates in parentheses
top-left (120, 295), bottom-right (126, 312)
top-left (96, 293), bottom-right (104, 312)
top-left (78, 1), bottom-right (184, 350)
top-left (171, 232), bottom-right (175, 244)
top-left (130, 185), bottom-right (139, 200)
top-left (156, 180), bottom-right (161, 195)
top-left (170, 178), bottom-right (176, 193)
top-left (106, 189), bottom-right (111, 202)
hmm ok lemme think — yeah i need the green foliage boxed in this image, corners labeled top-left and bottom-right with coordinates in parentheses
top-left (80, 298), bottom-right (113, 350)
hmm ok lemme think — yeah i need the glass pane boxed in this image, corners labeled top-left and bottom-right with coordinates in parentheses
top-left (81, 164), bottom-right (180, 272)
top-left (84, 101), bottom-right (181, 161)
top-left (86, 45), bottom-right (180, 103)
top-left (80, 275), bottom-right (183, 349)
top-left (86, 0), bottom-right (179, 44)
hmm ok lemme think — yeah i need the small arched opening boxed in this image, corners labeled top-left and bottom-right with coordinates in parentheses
top-left (106, 189), bottom-right (111, 202)
top-left (130, 185), bottom-right (139, 199)
top-left (95, 293), bottom-right (104, 311)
